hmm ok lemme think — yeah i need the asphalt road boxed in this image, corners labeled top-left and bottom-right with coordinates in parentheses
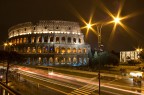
top-left (9, 66), bottom-right (144, 95)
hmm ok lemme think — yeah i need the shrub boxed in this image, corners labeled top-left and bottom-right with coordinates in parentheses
top-left (127, 60), bottom-right (141, 65)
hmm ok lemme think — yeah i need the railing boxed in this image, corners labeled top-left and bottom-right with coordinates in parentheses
top-left (0, 81), bottom-right (20, 95)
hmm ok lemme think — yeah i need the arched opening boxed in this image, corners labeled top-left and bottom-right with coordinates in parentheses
top-left (56, 37), bottom-right (59, 43)
top-left (73, 38), bottom-right (76, 43)
top-left (50, 37), bottom-right (54, 42)
top-left (23, 38), bottom-right (27, 43)
top-left (49, 57), bottom-right (53, 63)
top-left (79, 38), bottom-right (81, 43)
top-left (43, 46), bottom-right (48, 53)
top-left (44, 36), bottom-right (48, 42)
top-left (55, 47), bottom-right (59, 53)
top-left (61, 37), bottom-right (65, 43)
top-left (27, 47), bottom-right (31, 53)
top-left (28, 37), bottom-right (31, 43)
top-left (61, 47), bottom-right (66, 54)
top-left (23, 47), bottom-right (27, 53)
top-left (20, 38), bottom-right (22, 43)
top-left (55, 57), bottom-right (58, 63)
top-left (31, 37), bottom-right (36, 43)
top-left (38, 36), bottom-right (42, 43)
top-left (32, 47), bottom-right (36, 53)
top-left (78, 48), bottom-right (82, 53)
top-left (38, 57), bottom-right (42, 64)
top-left (67, 37), bottom-right (71, 43)
top-left (73, 48), bottom-right (76, 53)
top-left (73, 57), bottom-right (77, 63)
top-left (49, 46), bottom-right (54, 53)
top-left (83, 48), bottom-right (87, 53)
top-left (68, 57), bottom-right (71, 63)
top-left (67, 48), bottom-right (71, 53)
top-left (37, 47), bottom-right (42, 53)
top-left (17, 38), bottom-right (19, 44)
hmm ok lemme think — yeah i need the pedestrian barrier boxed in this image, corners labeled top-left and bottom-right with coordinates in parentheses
top-left (0, 81), bottom-right (20, 95)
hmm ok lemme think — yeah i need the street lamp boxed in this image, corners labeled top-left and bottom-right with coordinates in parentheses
top-left (114, 17), bottom-right (120, 24)
top-left (86, 23), bottom-right (103, 95)
top-left (4, 42), bottom-right (12, 51)
top-left (86, 17), bottom-right (121, 95)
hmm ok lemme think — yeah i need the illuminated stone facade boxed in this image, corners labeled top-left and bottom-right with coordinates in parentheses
top-left (120, 51), bottom-right (140, 62)
top-left (7, 20), bottom-right (91, 66)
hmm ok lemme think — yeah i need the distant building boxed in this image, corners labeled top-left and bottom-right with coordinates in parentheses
top-left (6, 20), bottom-right (91, 66)
top-left (120, 50), bottom-right (142, 62)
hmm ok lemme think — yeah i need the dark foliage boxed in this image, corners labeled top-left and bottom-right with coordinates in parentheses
top-left (139, 51), bottom-right (144, 61)
top-left (127, 60), bottom-right (141, 65)
top-left (89, 51), bottom-right (119, 69)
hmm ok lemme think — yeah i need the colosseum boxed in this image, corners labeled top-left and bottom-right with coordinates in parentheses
top-left (7, 20), bottom-right (91, 66)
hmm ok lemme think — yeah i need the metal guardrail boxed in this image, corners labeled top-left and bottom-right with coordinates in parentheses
top-left (0, 81), bottom-right (20, 95)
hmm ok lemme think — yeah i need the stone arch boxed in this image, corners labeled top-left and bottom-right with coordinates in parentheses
top-left (50, 36), bottom-right (54, 42)
top-left (83, 48), bottom-right (87, 53)
top-left (67, 48), bottom-right (71, 53)
top-left (55, 47), bottom-right (59, 53)
top-left (32, 47), bottom-right (36, 53)
top-left (38, 36), bottom-right (42, 43)
top-left (67, 57), bottom-right (71, 63)
top-left (20, 38), bottom-right (23, 43)
top-left (78, 48), bottom-right (82, 53)
top-left (43, 46), bottom-right (48, 53)
top-left (23, 47), bottom-right (27, 53)
top-left (61, 47), bottom-right (66, 54)
top-left (49, 46), bottom-right (54, 53)
top-left (79, 58), bottom-right (83, 65)
top-left (44, 36), bottom-right (48, 42)
top-left (73, 57), bottom-right (77, 63)
top-left (23, 37), bottom-right (27, 43)
top-left (31, 37), bottom-right (36, 43)
top-left (73, 38), bottom-right (76, 43)
top-left (67, 37), bottom-right (71, 43)
top-left (37, 46), bottom-right (42, 53)
top-left (28, 36), bottom-right (31, 43)
top-left (61, 37), bottom-right (65, 43)
top-left (27, 47), bottom-right (31, 53)
top-left (55, 57), bottom-right (59, 63)
top-left (49, 57), bottom-right (53, 63)
top-left (79, 38), bottom-right (81, 43)
top-left (56, 37), bottom-right (60, 43)
top-left (83, 58), bottom-right (87, 65)
top-left (73, 48), bottom-right (76, 53)
top-left (38, 57), bottom-right (42, 64)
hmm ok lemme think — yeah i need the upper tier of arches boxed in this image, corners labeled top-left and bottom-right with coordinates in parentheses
top-left (8, 20), bottom-right (82, 38)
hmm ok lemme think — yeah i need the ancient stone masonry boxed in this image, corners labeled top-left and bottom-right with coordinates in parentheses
top-left (7, 20), bottom-right (91, 66)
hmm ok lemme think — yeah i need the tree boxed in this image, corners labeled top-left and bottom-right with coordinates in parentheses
top-left (89, 51), bottom-right (119, 69)
top-left (0, 50), bottom-right (24, 85)
top-left (139, 50), bottom-right (144, 61)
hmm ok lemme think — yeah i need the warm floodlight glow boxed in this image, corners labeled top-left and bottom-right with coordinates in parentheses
top-left (136, 48), bottom-right (143, 52)
top-left (130, 71), bottom-right (143, 77)
top-left (4, 43), bottom-right (8, 46)
top-left (9, 42), bottom-right (12, 46)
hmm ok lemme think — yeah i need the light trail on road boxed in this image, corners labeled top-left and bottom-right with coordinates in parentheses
top-left (16, 66), bottom-right (144, 95)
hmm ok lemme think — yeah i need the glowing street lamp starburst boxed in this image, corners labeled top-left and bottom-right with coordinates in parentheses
top-left (87, 23), bottom-right (92, 29)
top-left (114, 17), bottom-right (120, 24)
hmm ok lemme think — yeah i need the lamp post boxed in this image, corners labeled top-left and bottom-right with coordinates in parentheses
top-left (86, 17), bottom-right (121, 95)
top-left (86, 24), bottom-right (103, 95)
top-left (3, 42), bottom-right (13, 85)
top-left (4, 42), bottom-right (12, 51)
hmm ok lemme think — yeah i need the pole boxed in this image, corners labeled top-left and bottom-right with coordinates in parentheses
top-left (97, 24), bottom-right (102, 95)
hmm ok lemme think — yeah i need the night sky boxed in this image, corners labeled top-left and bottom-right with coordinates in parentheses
top-left (0, 0), bottom-right (144, 51)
